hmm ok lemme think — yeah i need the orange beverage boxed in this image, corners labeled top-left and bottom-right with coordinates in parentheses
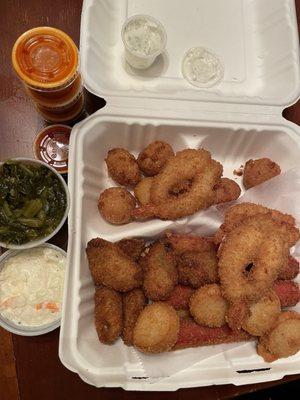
top-left (12, 27), bottom-right (84, 122)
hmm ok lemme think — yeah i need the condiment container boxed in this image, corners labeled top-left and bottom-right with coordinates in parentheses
top-left (0, 244), bottom-right (66, 336)
top-left (12, 27), bottom-right (84, 123)
top-left (33, 125), bottom-right (71, 174)
top-left (121, 15), bottom-right (167, 69)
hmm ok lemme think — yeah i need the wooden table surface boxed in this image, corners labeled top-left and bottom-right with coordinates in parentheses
top-left (1, 1), bottom-right (300, 399)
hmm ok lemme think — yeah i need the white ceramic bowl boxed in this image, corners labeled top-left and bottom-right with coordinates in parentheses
top-left (0, 158), bottom-right (70, 250)
top-left (0, 243), bottom-right (66, 336)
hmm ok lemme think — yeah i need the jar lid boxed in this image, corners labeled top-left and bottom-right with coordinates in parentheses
top-left (33, 125), bottom-right (71, 174)
top-left (12, 27), bottom-right (78, 89)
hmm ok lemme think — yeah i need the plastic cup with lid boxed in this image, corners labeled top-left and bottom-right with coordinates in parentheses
top-left (121, 15), bottom-right (167, 70)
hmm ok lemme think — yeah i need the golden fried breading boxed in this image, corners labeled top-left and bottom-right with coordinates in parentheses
top-left (242, 290), bottom-right (281, 336)
top-left (243, 158), bottom-right (281, 189)
top-left (142, 241), bottom-right (178, 300)
top-left (106, 148), bottom-right (141, 186)
top-left (137, 141), bottom-right (174, 176)
top-left (165, 233), bottom-right (218, 288)
top-left (117, 238), bottom-right (145, 261)
top-left (214, 202), bottom-right (299, 247)
top-left (86, 238), bottom-right (143, 292)
top-left (133, 302), bottom-right (180, 353)
top-left (134, 177), bottom-right (153, 205)
top-left (94, 286), bottom-right (123, 344)
top-left (189, 284), bottom-right (228, 327)
top-left (122, 289), bottom-right (146, 346)
top-left (257, 311), bottom-right (300, 362)
top-left (214, 178), bottom-right (241, 204)
top-left (98, 187), bottom-right (136, 224)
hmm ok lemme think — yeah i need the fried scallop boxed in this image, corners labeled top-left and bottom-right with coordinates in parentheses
top-left (98, 187), bottom-right (136, 224)
top-left (105, 148), bottom-right (141, 186)
top-left (134, 177), bottom-right (153, 205)
top-left (137, 140), bottom-right (174, 176)
top-left (257, 311), bottom-right (300, 362)
top-left (142, 241), bottom-right (178, 301)
top-left (133, 302), bottom-right (180, 353)
top-left (242, 290), bottom-right (281, 336)
top-left (214, 178), bottom-right (241, 204)
top-left (243, 158), bottom-right (281, 189)
top-left (94, 286), bottom-right (123, 344)
top-left (86, 238), bottom-right (143, 292)
top-left (122, 289), bottom-right (147, 346)
top-left (189, 284), bottom-right (228, 327)
top-left (117, 238), bottom-right (145, 261)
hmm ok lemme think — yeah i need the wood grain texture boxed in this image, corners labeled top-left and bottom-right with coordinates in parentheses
top-left (0, 0), bottom-right (300, 399)
top-left (0, 327), bottom-right (19, 400)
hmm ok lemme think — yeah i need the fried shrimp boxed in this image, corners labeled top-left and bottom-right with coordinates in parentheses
top-left (189, 284), bottom-right (228, 328)
top-left (214, 202), bottom-right (299, 246)
top-left (134, 177), bottom-right (153, 205)
top-left (137, 140), bottom-right (174, 176)
top-left (243, 158), bottom-right (281, 189)
top-left (218, 215), bottom-right (289, 304)
top-left (132, 149), bottom-right (223, 220)
top-left (133, 302), bottom-right (180, 353)
top-left (218, 214), bottom-right (291, 330)
top-left (122, 289), bottom-right (146, 346)
top-left (241, 290), bottom-right (281, 336)
top-left (214, 178), bottom-right (241, 204)
top-left (257, 311), bottom-right (300, 362)
top-left (86, 238), bottom-right (143, 292)
top-left (142, 241), bottom-right (178, 300)
top-left (98, 187), bottom-right (136, 224)
top-left (105, 148), bottom-right (141, 186)
top-left (94, 286), bottom-right (123, 344)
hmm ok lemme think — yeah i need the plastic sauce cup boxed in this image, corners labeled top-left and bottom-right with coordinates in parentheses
top-left (121, 15), bottom-right (167, 70)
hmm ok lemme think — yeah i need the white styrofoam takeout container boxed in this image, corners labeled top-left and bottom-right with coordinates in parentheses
top-left (59, 0), bottom-right (300, 390)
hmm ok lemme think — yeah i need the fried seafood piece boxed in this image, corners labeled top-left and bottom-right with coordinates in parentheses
top-left (133, 302), bottom-right (180, 353)
top-left (117, 238), bottom-right (145, 261)
top-left (243, 158), bottom-right (281, 189)
top-left (122, 289), bottom-right (147, 346)
top-left (132, 149), bottom-right (223, 220)
top-left (279, 256), bottom-right (299, 280)
top-left (142, 241), bottom-right (178, 300)
top-left (189, 284), bottom-right (228, 328)
top-left (241, 290), bottom-right (281, 336)
top-left (214, 202), bottom-right (299, 247)
top-left (213, 178), bottom-right (241, 204)
top-left (174, 318), bottom-right (252, 350)
top-left (86, 238), bottom-right (143, 292)
top-left (166, 280), bottom-right (299, 311)
top-left (134, 177), bottom-right (153, 205)
top-left (218, 214), bottom-right (290, 330)
top-left (137, 140), bottom-right (174, 176)
top-left (94, 286), bottom-right (123, 344)
top-left (257, 311), bottom-right (300, 362)
top-left (273, 280), bottom-right (300, 308)
top-left (98, 187), bottom-right (136, 225)
top-left (165, 285), bottom-right (195, 310)
top-left (105, 148), bottom-right (141, 186)
top-left (165, 233), bottom-right (219, 288)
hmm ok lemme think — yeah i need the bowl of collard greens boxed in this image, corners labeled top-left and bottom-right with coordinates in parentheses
top-left (0, 158), bottom-right (70, 249)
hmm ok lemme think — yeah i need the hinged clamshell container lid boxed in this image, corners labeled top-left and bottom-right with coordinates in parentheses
top-left (80, 0), bottom-right (300, 112)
